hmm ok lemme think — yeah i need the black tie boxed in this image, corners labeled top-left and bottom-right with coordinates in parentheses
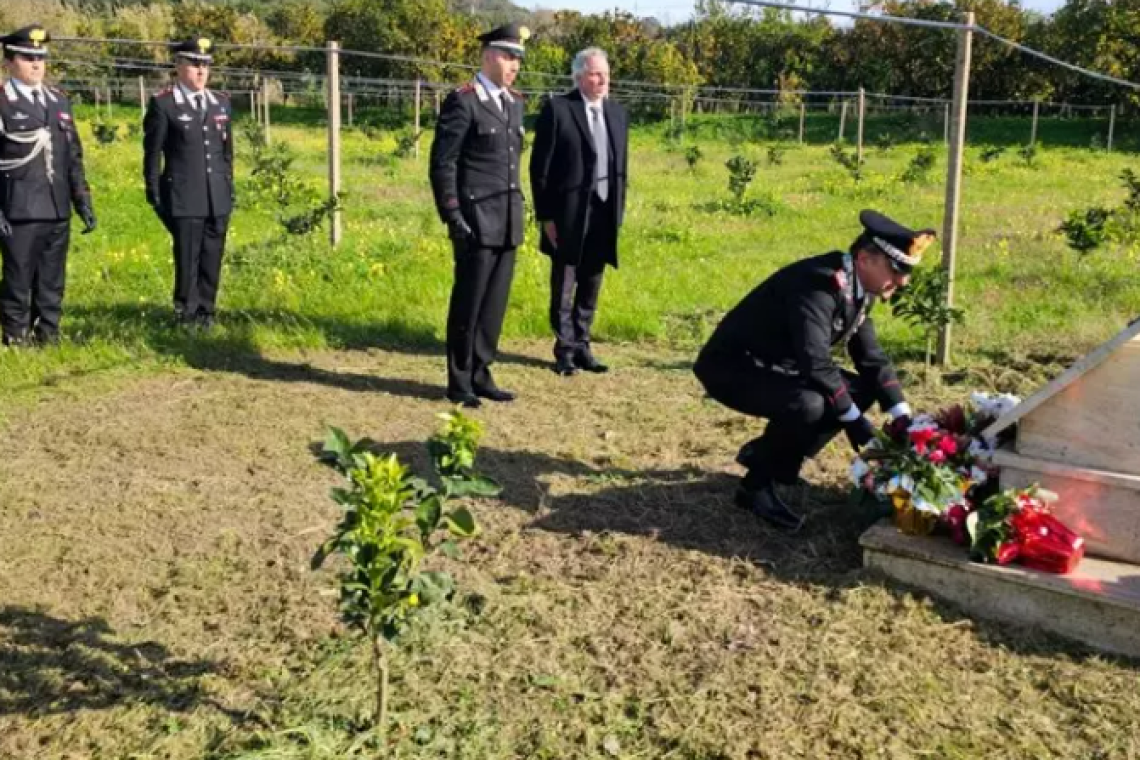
top-left (34, 90), bottom-right (47, 119)
top-left (195, 93), bottom-right (205, 121)
top-left (499, 92), bottom-right (509, 122)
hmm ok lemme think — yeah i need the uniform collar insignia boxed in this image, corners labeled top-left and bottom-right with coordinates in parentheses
top-left (12, 112), bottom-right (28, 120)
top-left (3, 82), bottom-right (16, 102)
top-left (177, 113), bottom-right (193, 121)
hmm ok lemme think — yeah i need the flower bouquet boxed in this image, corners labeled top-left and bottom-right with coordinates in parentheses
top-left (850, 392), bottom-right (1086, 575)
top-left (966, 485), bottom-right (1085, 574)
top-left (851, 417), bottom-right (970, 535)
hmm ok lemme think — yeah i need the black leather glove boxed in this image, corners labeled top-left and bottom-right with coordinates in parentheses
top-left (77, 203), bottom-right (97, 234)
top-left (0, 210), bottom-right (11, 239)
top-left (146, 190), bottom-right (165, 218)
top-left (447, 215), bottom-right (473, 241)
top-left (844, 415), bottom-right (876, 451)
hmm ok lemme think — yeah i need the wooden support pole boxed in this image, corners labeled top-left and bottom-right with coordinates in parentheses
top-left (798, 101), bottom-right (805, 144)
top-left (1108, 104), bottom-right (1116, 152)
top-left (856, 87), bottom-right (866, 165)
top-left (1031, 99), bottom-right (1039, 145)
top-left (936, 11), bottom-right (974, 367)
top-left (263, 79), bottom-right (272, 144)
top-left (327, 42), bottom-right (342, 248)
top-left (414, 78), bottom-right (422, 159)
top-left (434, 88), bottom-right (441, 116)
top-left (347, 92), bottom-right (354, 127)
top-left (944, 102), bottom-right (950, 144)
top-left (837, 100), bottom-right (847, 142)
top-left (138, 76), bottom-right (146, 112)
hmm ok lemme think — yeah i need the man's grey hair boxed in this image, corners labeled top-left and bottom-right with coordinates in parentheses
top-left (571, 47), bottom-right (609, 80)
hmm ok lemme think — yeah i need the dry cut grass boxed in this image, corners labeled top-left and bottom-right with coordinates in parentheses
top-left (0, 341), bottom-right (1137, 759)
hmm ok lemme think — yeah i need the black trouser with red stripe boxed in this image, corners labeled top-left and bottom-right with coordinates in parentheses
top-left (0, 219), bottom-right (70, 344)
top-left (694, 351), bottom-right (876, 487)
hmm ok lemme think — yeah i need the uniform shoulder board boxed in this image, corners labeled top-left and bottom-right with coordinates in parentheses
top-left (215, 90), bottom-right (231, 100)
top-left (455, 83), bottom-right (475, 94)
top-left (155, 86), bottom-right (175, 98)
top-left (47, 85), bottom-right (67, 97)
top-left (508, 87), bottom-right (524, 100)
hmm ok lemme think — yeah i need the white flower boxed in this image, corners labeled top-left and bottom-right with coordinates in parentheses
top-left (970, 465), bottom-right (989, 485)
top-left (907, 414), bottom-right (937, 433)
top-left (970, 391), bottom-right (1022, 420)
top-left (888, 474), bottom-right (915, 495)
top-left (968, 438), bottom-right (994, 461)
top-left (850, 458), bottom-right (871, 484)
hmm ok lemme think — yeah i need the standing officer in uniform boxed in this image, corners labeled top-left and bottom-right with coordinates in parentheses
top-left (0, 25), bottom-right (96, 347)
top-left (694, 210), bottom-right (933, 531)
top-left (429, 23), bottom-right (528, 408)
top-left (143, 37), bottom-right (234, 330)
top-left (530, 47), bottom-right (629, 376)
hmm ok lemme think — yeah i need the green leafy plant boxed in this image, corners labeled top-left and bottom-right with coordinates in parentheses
top-left (979, 145), bottom-right (1005, 163)
top-left (875, 132), bottom-right (895, 152)
top-left (393, 129), bottom-right (423, 159)
top-left (1017, 142), bottom-right (1038, 168)
top-left (684, 144), bottom-right (702, 171)
top-left (1058, 206), bottom-right (1111, 255)
top-left (281, 193), bottom-right (343, 236)
top-left (829, 143), bottom-right (865, 182)
top-left (92, 120), bottom-right (120, 145)
top-left (900, 144), bottom-right (936, 184)
top-left (890, 264), bottom-right (965, 369)
top-left (766, 144), bottom-right (785, 167)
top-left (1120, 168), bottom-right (1140, 214)
top-left (313, 411), bottom-right (498, 737)
top-left (725, 154), bottom-right (757, 205)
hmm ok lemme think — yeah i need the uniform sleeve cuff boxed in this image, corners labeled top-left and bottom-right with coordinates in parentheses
top-left (887, 402), bottom-right (912, 419)
top-left (837, 406), bottom-right (862, 423)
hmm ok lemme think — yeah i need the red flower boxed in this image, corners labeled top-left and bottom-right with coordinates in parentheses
top-left (935, 404), bottom-right (968, 434)
top-left (928, 449), bottom-right (947, 464)
top-left (909, 428), bottom-right (936, 454)
top-left (943, 504), bottom-right (969, 545)
top-left (937, 436), bottom-right (959, 456)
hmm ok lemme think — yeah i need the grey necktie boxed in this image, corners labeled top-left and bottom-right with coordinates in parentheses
top-left (590, 105), bottom-right (609, 203)
top-left (194, 93), bottom-right (206, 121)
top-left (33, 89), bottom-right (47, 119)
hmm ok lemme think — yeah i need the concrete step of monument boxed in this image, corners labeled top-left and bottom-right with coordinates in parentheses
top-left (860, 521), bottom-right (1140, 659)
top-left (994, 447), bottom-right (1140, 565)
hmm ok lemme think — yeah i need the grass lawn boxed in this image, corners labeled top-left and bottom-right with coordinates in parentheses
top-left (0, 106), bottom-right (1138, 758)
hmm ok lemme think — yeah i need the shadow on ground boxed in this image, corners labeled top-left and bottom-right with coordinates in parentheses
top-left (0, 606), bottom-right (240, 718)
top-left (336, 438), bottom-right (1134, 665)
top-left (65, 303), bottom-right (548, 399)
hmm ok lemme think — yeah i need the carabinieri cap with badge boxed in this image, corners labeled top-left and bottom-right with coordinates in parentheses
top-left (858, 209), bottom-right (936, 274)
top-left (173, 36), bottom-right (213, 64)
top-left (1, 24), bottom-right (50, 58)
top-left (478, 22), bottom-right (530, 58)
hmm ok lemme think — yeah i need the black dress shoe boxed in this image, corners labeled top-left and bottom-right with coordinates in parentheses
top-left (197, 313), bottom-right (216, 331)
top-left (734, 484), bottom-right (805, 532)
top-left (474, 386), bottom-right (516, 403)
top-left (574, 351), bottom-right (609, 373)
top-left (553, 357), bottom-right (578, 376)
top-left (446, 392), bottom-right (482, 409)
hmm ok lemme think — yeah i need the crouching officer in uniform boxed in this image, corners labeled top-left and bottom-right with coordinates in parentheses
top-left (694, 210), bottom-right (934, 531)
top-left (429, 22), bottom-right (529, 408)
top-left (0, 25), bottom-right (96, 346)
top-left (143, 37), bottom-right (234, 330)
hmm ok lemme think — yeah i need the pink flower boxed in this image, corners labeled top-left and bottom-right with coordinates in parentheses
top-left (937, 436), bottom-right (958, 456)
top-left (928, 449), bottom-right (947, 464)
top-left (909, 428), bottom-right (936, 454)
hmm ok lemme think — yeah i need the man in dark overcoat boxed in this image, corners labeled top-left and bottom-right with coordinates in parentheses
top-left (530, 46), bottom-right (628, 375)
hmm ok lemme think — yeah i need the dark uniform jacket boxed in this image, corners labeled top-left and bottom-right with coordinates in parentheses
top-left (699, 251), bottom-right (904, 419)
top-left (530, 89), bottom-right (628, 267)
top-left (429, 78), bottom-right (525, 249)
top-left (143, 85), bottom-right (234, 219)
top-left (0, 80), bottom-right (90, 221)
